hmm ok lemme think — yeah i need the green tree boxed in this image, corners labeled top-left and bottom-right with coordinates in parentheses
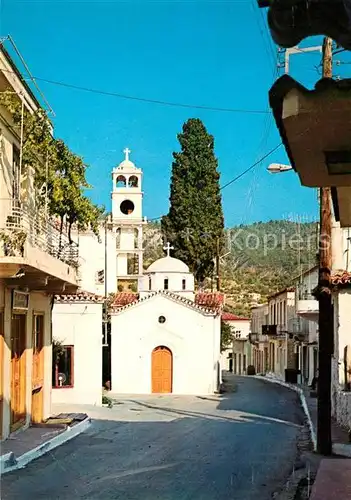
top-left (162, 118), bottom-right (224, 283)
top-left (0, 91), bottom-right (103, 242)
top-left (221, 320), bottom-right (233, 352)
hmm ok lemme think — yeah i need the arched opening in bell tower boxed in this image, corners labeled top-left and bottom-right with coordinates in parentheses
top-left (128, 175), bottom-right (138, 188)
top-left (116, 175), bottom-right (126, 188)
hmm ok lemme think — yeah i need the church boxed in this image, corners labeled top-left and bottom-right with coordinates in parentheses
top-left (110, 244), bottom-right (222, 395)
top-left (52, 149), bottom-right (222, 402)
top-left (109, 149), bottom-right (222, 395)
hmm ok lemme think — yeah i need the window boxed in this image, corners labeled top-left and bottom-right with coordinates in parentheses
top-left (53, 346), bottom-right (74, 388)
top-left (33, 314), bottom-right (44, 353)
top-left (182, 278), bottom-right (186, 290)
top-left (164, 278), bottom-right (169, 290)
top-left (120, 199), bottom-right (134, 215)
top-left (148, 276), bottom-right (152, 291)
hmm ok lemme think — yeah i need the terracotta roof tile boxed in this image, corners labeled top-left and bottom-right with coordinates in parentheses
top-left (111, 291), bottom-right (221, 316)
top-left (221, 312), bottom-right (250, 321)
top-left (331, 270), bottom-right (351, 287)
top-left (112, 293), bottom-right (139, 308)
top-left (55, 291), bottom-right (104, 303)
top-left (195, 293), bottom-right (225, 309)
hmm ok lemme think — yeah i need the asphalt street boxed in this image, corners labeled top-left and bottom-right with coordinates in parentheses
top-left (1, 376), bottom-right (305, 500)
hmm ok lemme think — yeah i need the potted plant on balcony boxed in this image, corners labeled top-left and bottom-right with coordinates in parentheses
top-left (0, 229), bottom-right (27, 257)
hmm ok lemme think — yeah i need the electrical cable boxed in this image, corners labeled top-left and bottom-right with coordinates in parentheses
top-left (0, 68), bottom-right (269, 115)
top-left (148, 141), bottom-right (283, 221)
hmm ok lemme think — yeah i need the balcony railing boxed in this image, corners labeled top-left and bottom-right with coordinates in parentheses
top-left (0, 198), bottom-right (78, 267)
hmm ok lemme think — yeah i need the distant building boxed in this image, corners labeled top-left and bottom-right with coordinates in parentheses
top-left (223, 312), bottom-right (250, 375)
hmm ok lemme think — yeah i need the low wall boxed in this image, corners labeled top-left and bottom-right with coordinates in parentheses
top-left (334, 390), bottom-right (351, 430)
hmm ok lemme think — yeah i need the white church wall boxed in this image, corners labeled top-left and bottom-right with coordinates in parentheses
top-left (110, 295), bottom-right (220, 395)
top-left (52, 302), bottom-right (103, 406)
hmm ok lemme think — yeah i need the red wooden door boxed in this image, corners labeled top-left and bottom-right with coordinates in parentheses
top-left (152, 346), bottom-right (172, 393)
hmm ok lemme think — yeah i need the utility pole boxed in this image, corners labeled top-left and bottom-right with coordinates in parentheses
top-left (103, 216), bottom-right (109, 346)
top-left (216, 236), bottom-right (220, 292)
top-left (317, 36), bottom-right (333, 456)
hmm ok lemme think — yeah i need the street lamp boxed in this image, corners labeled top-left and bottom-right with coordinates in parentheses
top-left (267, 163), bottom-right (293, 173)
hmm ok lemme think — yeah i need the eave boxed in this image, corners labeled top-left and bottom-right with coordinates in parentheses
top-left (269, 75), bottom-right (351, 188)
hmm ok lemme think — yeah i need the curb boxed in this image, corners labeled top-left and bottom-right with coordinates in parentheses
top-left (0, 416), bottom-right (91, 475)
top-left (253, 375), bottom-right (351, 458)
top-left (252, 375), bottom-right (317, 450)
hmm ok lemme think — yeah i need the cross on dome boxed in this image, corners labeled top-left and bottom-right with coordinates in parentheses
top-left (123, 147), bottom-right (131, 161)
top-left (163, 242), bottom-right (174, 257)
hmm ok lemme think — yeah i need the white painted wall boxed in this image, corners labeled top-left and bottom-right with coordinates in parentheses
top-left (227, 319), bottom-right (250, 339)
top-left (111, 294), bottom-right (221, 395)
top-left (75, 228), bottom-right (117, 295)
top-left (52, 302), bottom-right (103, 406)
top-left (139, 272), bottom-right (195, 300)
top-left (220, 348), bottom-right (232, 371)
top-left (332, 290), bottom-right (351, 429)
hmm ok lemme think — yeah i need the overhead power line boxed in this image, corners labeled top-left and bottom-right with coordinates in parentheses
top-left (149, 142), bottom-right (283, 221)
top-left (0, 68), bottom-right (270, 115)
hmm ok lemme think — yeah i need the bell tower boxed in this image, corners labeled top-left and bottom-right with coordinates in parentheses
top-left (111, 148), bottom-right (146, 291)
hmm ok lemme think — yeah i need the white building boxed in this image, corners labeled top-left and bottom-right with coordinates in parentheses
top-left (220, 312), bottom-right (250, 372)
top-left (110, 249), bottom-right (221, 395)
top-left (331, 275), bottom-right (351, 430)
top-left (0, 43), bottom-right (79, 440)
top-left (112, 148), bottom-right (146, 291)
top-left (52, 293), bottom-right (104, 406)
top-left (331, 221), bottom-right (351, 430)
top-left (250, 303), bottom-right (269, 374)
top-left (71, 148), bottom-right (147, 296)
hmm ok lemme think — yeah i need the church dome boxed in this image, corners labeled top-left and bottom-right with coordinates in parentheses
top-left (116, 159), bottom-right (136, 170)
top-left (146, 256), bottom-right (190, 273)
top-left (113, 148), bottom-right (137, 171)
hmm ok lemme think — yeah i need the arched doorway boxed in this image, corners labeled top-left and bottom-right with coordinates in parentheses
top-left (151, 346), bottom-right (172, 393)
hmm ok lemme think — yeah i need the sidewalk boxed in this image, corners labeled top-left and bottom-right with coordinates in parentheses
top-left (0, 412), bottom-right (90, 475)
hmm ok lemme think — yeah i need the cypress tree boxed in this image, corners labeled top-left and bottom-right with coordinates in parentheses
top-left (162, 118), bottom-right (224, 284)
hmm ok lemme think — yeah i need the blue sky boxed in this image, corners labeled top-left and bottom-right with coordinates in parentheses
top-left (1, 0), bottom-right (350, 227)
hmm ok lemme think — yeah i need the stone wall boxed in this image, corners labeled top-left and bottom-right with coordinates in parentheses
top-left (334, 390), bottom-right (351, 430)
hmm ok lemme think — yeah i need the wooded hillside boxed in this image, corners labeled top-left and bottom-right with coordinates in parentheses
top-left (144, 220), bottom-right (318, 316)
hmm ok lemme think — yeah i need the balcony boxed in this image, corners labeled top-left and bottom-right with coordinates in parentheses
top-left (0, 199), bottom-right (79, 293)
top-left (296, 292), bottom-right (319, 322)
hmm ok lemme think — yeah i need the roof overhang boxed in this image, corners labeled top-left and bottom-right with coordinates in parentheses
top-left (270, 76), bottom-right (351, 188)
top-left (270, 75), bottom-right (351, 228)
top-left (257, 0), bottom-right (351, 51)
